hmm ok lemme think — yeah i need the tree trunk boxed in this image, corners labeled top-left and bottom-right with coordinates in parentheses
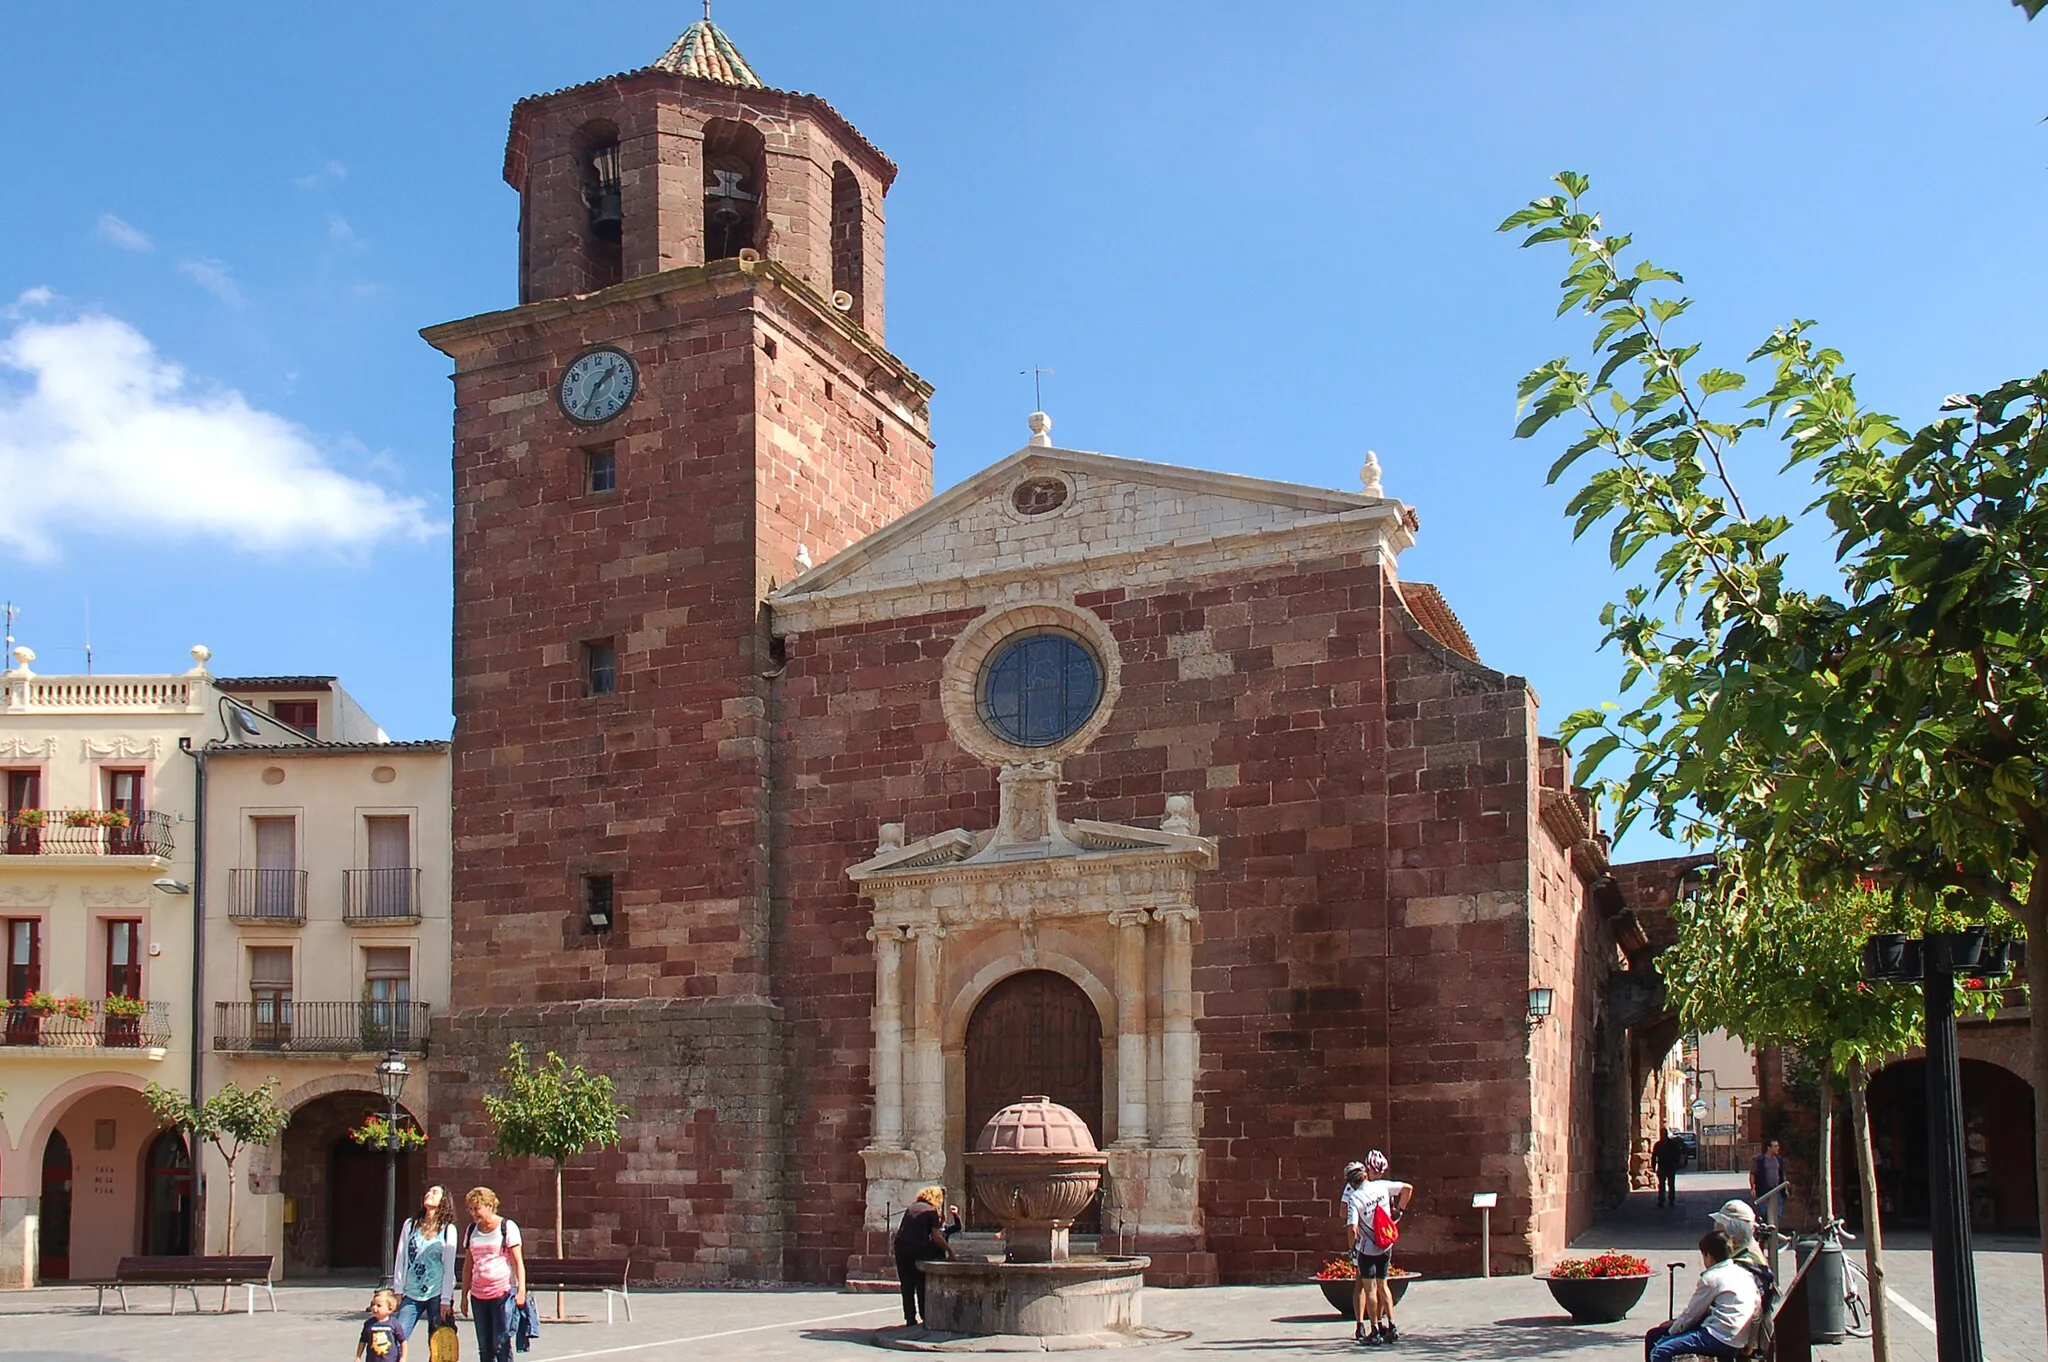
top-left (2021, 887), bottom-right (2048, 1356)
top-left (1816, 1067), bottom-right (1835, 1222)
top-left (554, 1160), bottom-right (565, 1321)
top-left (219, 1142), bottom-right (238, 1312)
top-left (1849, 1066), bottom-right (1890, 1362)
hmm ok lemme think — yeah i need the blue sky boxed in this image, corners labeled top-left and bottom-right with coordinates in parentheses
top-left (2, 3), bottom-right (2043, 855)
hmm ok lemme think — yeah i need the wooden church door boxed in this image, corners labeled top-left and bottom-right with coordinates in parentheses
top-left (963, 969), bottom-right (1103, 1232)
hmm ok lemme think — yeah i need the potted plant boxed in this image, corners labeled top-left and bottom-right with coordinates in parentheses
top-left (1539, 1250), bottom-right (1653, 1323)
top-left (103, 993), bottom-right (147, 1046)
top-left (1312, 1257), bottom-right (1420, 1316)
top-left (10, 808), bottom-right (47, 828)
top-left (4, 996), bottom-right (42, 1045)
top-left (349, 1113), bottom-right (428, 1151)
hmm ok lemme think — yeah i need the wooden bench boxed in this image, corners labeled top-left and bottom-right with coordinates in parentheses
top-left (89, 1255), bottom-right (277, 1315)
top-left (520, 1256), bottom-right (631, 1323)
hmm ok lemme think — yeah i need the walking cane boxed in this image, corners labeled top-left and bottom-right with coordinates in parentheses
top-left (1667, 1261), bottom-right (1686, 1319)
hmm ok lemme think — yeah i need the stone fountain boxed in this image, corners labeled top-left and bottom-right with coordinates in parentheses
top-left (886, 1096), bottom-right (1181, 1351)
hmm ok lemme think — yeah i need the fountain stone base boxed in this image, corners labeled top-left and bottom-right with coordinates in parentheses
top-left (880, 1255), bottom-right (1186, 1351)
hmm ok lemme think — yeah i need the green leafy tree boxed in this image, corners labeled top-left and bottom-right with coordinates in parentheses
top-left (1501, 174), bottom-right (2048, 1327)
top-left (483, 1042), bottom-right (630, 1310)
top-left (144, 1078), bottom-right (291, 1258)
top-left (1661, 869), bottom-right (2005, 1358)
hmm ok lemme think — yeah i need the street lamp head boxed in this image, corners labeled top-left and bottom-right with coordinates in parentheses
top-left (151, 876), bottom-right (192, 895)
top-left (1525, 987), bottom-right (1554, 1022)
top-left (376, 1048), bottom-right (411, 1102)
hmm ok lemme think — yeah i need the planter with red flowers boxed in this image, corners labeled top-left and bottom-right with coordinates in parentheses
top-left (349, 1113), bottom-right (428, 1152)
top-left (1311, 1257), bottom-right (1420, 1316)
top-left (1538, 1251), bottom-right (1652, 1323)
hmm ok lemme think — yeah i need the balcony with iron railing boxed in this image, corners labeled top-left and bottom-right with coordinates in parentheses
top-left (344, 867), bottom-right (422, 924)
top-left (212, 1000), bottom-right (430, 1055)
top-left (1, 999), bottom-right (172, 1050)
top-left (227, 867), bottom-right (308, 923)
top-left (3, 810), bottom-right (175, 859)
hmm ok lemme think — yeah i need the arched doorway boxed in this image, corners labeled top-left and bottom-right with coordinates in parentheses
top-left (963, 969), bottom-right (1103, 1231)
top-left (279, 1090), bottom-right (420, 1275)
top-left (39, 1131), bottom-right (72, 1281)
top-left (1855, 1058), bottom-right (2037, 1232)
top-left (142, 1128), bottom-right (195, 1255)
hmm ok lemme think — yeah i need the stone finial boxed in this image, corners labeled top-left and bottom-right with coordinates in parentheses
top-left (8, 645), bottom-right (34, 674)
top-left (877, 822), bottom-right (905, 853)
top-left (188, 644), bottom-right (212, 675)
top-left (1027, 411), bottom-right (1053, 448)
top-left (1360, 451), bottom-right (1384, 498)
top-left (795, 543), bottom-right (814, 572)
top-left (1162, 794), bottom-right (1197, 836)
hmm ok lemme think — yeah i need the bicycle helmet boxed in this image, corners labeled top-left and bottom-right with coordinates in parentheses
top-left (1363, 1150), bottom-right (1389, 1177)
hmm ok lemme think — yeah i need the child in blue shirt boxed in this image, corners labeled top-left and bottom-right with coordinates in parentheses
top-left (356, 1288), bottom-right (411, 1362)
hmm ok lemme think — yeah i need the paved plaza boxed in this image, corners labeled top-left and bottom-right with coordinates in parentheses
top-left (3, 1175), bottom-right (2039, 1362)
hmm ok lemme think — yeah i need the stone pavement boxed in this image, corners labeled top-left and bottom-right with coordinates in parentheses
top-left (1, 1173), bottom-right (2038, 1361)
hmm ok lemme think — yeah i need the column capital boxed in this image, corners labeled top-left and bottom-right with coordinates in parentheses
top-left (1107, 908), bottom-right (1152, 929)
top-left (1155, 905), bottom-right (1199, 927)
top-left (867, 924), bottom-right (907, 944)
top-left (905, 922), bottom-right (949, 942)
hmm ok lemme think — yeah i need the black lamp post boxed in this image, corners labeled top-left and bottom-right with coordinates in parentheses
top-left (375, 1048), bottom-right (411, 1287)
top-left (1861, 925), bottom-right (2015, 1362)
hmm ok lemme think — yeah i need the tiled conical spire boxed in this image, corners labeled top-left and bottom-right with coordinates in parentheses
top-left (653, 10), bottom-right (764, 87)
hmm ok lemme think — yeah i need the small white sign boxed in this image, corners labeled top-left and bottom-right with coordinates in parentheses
top-left (1691, 1100), bottom-right (1709, 1118)
top-left (1471, 1192), bottom-right (1498, 1209)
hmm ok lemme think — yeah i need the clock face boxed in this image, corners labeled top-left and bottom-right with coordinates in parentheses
top-left (557, 347), bottom-right (638, 425)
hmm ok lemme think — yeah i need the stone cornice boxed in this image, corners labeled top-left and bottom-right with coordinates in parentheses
top-left (773, 499), bottom-right (1411, 637)
top-left (419, 256), bottom-right (931, 402)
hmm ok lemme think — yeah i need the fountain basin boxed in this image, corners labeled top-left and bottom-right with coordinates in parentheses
top-left (897, 1256), bottom-right (1169, 1350)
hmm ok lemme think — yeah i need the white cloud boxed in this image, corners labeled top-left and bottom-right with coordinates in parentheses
top-left (327, 214), bottom-right (363, 247)
top-left (294, 159), bottom-right (347, 190)
top-left (0, 309), bottom-right (442, 561)
top-left (95, 214), bottom-right (153, 253)
top-left (177, 257), bottom-right (242, 305)
top-left (4, 287), bottom-right (54, 319)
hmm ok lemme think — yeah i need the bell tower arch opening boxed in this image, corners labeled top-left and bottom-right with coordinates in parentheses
top-left (963, 969), bottom-right (1104, 1232)
top-left (575, 119), bottom-right (624, 290)
top-left (701, 117), bottom-right (764, 261)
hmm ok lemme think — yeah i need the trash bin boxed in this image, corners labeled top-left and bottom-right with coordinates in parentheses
top-left (1797, 1234), bottom-right (1847, 1343)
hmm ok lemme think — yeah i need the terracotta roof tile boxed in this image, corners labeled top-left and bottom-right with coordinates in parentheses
top-left (1399, 582), bottom-right (1480, 664)
top-left (652, 19), bottom-right (763, 87)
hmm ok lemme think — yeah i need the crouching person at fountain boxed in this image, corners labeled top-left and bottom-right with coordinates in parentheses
top-left (894, 1185), bottom-right (960, 1328)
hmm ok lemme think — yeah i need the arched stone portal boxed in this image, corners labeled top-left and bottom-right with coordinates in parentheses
top-left (963, 969), bottom-right (1104, 1231)
top-left (281, 1090), bottom-right (422, 1275)
top-left (1856, 1058), bottom-right (2037, 1232)
top-left (849, 761), bottom-right (1218, 1282)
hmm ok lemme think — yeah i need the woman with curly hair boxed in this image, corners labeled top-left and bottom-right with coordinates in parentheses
top-left (892, 1185), bottom-right (961, 1329)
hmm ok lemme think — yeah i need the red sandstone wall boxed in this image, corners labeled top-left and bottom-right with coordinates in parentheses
top-left (770, 561), bottom-right (1551, 1283)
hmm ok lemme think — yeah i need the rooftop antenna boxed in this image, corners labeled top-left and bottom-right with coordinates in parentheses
top-left (3, 601), bottom-right (15, 661)
top-left (82, 596), bottom-right (92, 675)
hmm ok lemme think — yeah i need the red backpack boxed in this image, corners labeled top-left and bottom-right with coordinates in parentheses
top-left (1369, 1202), bottom-right (1401, 1251)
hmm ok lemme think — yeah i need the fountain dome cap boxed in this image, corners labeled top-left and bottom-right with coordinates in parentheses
top-left (974, 1095), bottom-right (1100, 1154)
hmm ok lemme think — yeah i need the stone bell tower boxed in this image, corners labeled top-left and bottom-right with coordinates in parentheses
top-left (421, 16), bottom-right (932, 1282)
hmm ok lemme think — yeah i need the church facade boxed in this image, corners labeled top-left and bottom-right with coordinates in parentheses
top-left (423, 20), bottom-right (1629, 1285)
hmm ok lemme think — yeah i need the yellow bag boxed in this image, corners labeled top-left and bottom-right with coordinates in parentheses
top-left (429, 1323), bottom-right (461, 1362)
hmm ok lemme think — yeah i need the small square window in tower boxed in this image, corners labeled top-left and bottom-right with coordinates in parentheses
top-left (271, 699), bottom-right (319, 736)
top-left (583, 638), bottom-right (617, 696)
top-left (583, 874), bottom-right (615, 933)
top-left (702, 119), bottom-right (763, 262)
top-left (584, 444), bottom-right (617, 494)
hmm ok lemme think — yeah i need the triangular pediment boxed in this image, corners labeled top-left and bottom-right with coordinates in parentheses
top-left (770, 445), bottom-right (1411, 613)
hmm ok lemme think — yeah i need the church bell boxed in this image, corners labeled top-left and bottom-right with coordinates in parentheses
top-left (585, 144), bottom-right (623, 239)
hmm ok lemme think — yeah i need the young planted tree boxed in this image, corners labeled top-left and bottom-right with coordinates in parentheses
top-left (482, 1042), bottom-right (630, 1314)
top-left (144, 1078), bottom-right (291, 1259)
top-left (1661, 869), bottom-right (2007, 1359)
top-left (1501, 174), bottom-right (2048, 1328)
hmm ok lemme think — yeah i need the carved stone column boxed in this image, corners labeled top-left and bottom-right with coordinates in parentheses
top-left (1158, 905), bottom-right (1198, 1146)
top-left (868, 925), bottom-right (906, 1149)
top-left (1109, 908), bottom-right (1151, 1146)
top-left (907, 923), bottom-right (947, 1156)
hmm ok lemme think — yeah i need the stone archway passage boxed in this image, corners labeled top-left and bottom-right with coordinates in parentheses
top-left (142, 1128), bottom-right (194, 1255)
top-left (281, 1090), bottom-right (421, 1275)
top-left (1858, 1058), bottom-right (2038, 1232)
top-left (964, 970), bottom-right (1102, 1232)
